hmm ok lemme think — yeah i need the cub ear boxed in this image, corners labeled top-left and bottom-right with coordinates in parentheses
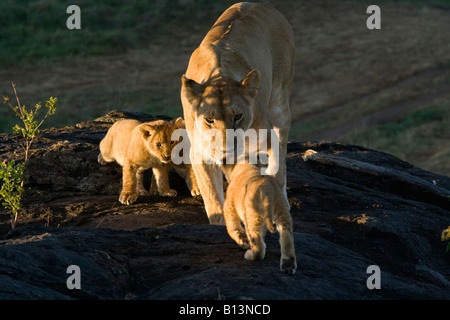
top-left (240, 69), bottom-right (260, 100)
top-left (181, 75), bottom-right (204, 106)
top-left (140, 124), bottom-right (154, 139)
top-left (170, 117), bottom-right (184, 129)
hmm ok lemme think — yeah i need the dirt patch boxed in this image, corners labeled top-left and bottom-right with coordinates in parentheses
top-left (308, 67), bottom-right (450, 140)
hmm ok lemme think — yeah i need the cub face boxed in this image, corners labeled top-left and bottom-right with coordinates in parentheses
top-left (139, 117), bottom-right (184, 164)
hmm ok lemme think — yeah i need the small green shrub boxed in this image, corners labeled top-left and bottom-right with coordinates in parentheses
top-left (1, 83), bottom-right (57, 228)
top-left (0, 160), bottom-right (25, 229)
top-left (442, 226), bottom-right (450, 253)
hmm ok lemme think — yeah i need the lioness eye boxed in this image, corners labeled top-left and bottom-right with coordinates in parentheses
top-left (205, 117), bottom-right (214, 125)
top-left (156, 142), bottom-right (162, 148)
top-left (234, 114), bottom-right (243, 121)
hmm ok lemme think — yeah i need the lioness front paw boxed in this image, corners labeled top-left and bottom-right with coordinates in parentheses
top-left (119, 192), bottom-right (138, 205)
top-left (161, 189), bottom-right (177, 197)
top-left (280, 256), bottom-right (297, 275)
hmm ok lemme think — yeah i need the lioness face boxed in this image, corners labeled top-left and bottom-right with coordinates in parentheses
top-left (182, 70), bottom-right (260, 162)
top-left (139, 118), bottom-right (183, 164)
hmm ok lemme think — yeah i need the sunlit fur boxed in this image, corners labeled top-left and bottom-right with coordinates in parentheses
top-left (223, 163), bottom-right (297, 274)
top-left (98, 118), bottom-right (186, 205)
top-left (180, 3), bottom-right (295, 224)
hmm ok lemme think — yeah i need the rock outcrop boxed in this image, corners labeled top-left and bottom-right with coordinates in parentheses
top-left (0, 111), bottom-right (449, 299)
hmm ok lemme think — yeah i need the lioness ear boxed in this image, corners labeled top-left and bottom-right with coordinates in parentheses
top-left (240, 69), bottom-right (260, 100)
top-left (181, 75), bottom-right (204, 105)
top-left (140, 124), bottom-right (154, 139)
top-left (171, 117), bottom-right (184, 129)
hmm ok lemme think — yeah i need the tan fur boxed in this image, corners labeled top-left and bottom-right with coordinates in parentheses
top-left (98, 117), bottom-right (188, 205)
top-left (181, 2), bottom-right (294, 225)
top-left (170, 120), bottom-right (201, 197)
top-left (223, 163), bottom-right (297, 274)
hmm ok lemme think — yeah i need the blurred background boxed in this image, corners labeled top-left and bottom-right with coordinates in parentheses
top-left (0, 0), bottom-right (449, 176)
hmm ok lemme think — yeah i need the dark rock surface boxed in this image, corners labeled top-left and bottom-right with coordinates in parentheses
top-left (0, 111), bottom-right (449, 299)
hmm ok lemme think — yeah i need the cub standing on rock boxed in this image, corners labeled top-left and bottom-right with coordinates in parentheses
top-left (98, 117), bottom-right (196, 205)
top-left (223, 163), bottom-right (297, 274)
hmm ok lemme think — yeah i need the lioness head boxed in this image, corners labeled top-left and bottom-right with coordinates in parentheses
top-left (181, 70), bottom-right (260, 162)
top-left (139, 117), bottom-right (184, 164)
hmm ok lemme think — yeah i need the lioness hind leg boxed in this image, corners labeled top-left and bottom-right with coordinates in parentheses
top-left (269, 87), bottom-right (291, 211)
top-left (190, 160), bottom-right (225, 225)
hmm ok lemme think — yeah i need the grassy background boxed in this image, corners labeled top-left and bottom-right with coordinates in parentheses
top-left (1, 0), bottom-right (449, 176)
top-left (343, 100), bottom-right (450, 176)
top-left (0, 0), bottom-right (231, 64)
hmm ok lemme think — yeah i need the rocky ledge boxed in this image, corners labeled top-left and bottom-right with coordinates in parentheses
top-left (0, 111), bottom-right (449, 299)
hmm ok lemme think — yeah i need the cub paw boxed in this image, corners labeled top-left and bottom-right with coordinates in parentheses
top-left (239, 241), bottom-right (250, 250)
top-left (98, 153), bottom-right (108, 165)
top-left (234, 232), bottom-right (249, 249)
top-left (280, 257), bottom-right (297, 275)
top-left (137, 188), bottom-right (149, 196)
top-left (190, 187), bottom-right (201, 197)
top-left (162, 189), bottom-right (177, 197)
top-left (244, 249), bottom-right (265, 261)
top-left (119, 192), bottom-right (138, 205)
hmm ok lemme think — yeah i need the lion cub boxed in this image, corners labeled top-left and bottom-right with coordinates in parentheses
top-left (98, 117), bottom-right (194, 205)
top-left (223, 163), bottom-right (297, 274)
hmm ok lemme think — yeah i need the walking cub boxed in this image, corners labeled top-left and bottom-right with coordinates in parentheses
top-left (98, 117), bottom-right (198, 205)
top-left (223, 163), bottom-right (297, 274)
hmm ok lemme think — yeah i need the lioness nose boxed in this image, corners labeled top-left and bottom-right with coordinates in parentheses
top-left (163, 155), bottom-right (171, 161)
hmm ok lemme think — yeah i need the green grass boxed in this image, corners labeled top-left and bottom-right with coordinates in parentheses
top-left (4, 0), bottom-right (445, 66)
top-left (341, 101), bottom-right (450, 176)
top-left (1, 0), bottom-right (448, 65)
top-left (0, 0), bottom-right (232, 66)
top-left (371, 108), bottom-right (446, 136)
top-left (366, 0), bottom-right (450, 4)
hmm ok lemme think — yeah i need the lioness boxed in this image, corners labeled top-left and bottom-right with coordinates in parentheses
top-left (181, 2), bottom-right (294, 224)
top-left (223, 163), bottom-right (297, 274)
top-left (98, 118), bottom-right (187, 205)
